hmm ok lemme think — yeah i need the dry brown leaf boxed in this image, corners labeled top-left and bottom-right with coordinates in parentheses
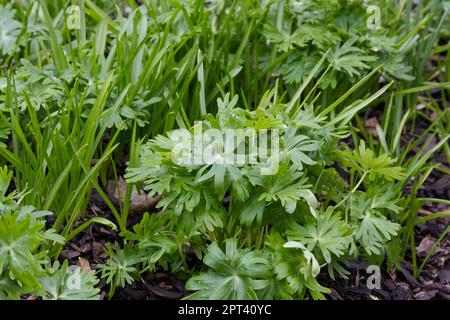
top-left (417, 208), bottom-right (433, 216)
top-left (78, 257), bottom-right (91, 271)
top-left (107, 177), bottom-right (159, 213)
top-left (92, 241), bottom-right (104, 256)
top-left (364, 117), bottom-right (378, 137)
top-left (389, 266), bottom-right (397, 281)
top-left (414, 290), bottom-right (438, 300)
top-left (416, 236), bottom-right (435, 256)
top-left (415, 104), bottom-right (426, 110)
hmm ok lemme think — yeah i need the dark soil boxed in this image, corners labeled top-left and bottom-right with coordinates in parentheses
top-left (59, 102), bottom-right (449, 301)
top-left (63, 206), bottom-right (449, 300)
top-left (61, 165), bottom-right (449, 300)
top-left (324, 153), bottom-right (450, 301)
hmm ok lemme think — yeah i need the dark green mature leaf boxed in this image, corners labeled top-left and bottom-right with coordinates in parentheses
top-left (98, 243), bottom-right (142, 289)
top-left (255, 164), bottom-right (318, 216)
top-left (0, 116), bottom-right (9, 148)
top-left (0, 211), bottom-right (45, 288)
top-left (264, 232), bottom-right (330, 300)
top-left (281, 55), bottom-right (319, 84)
top-left (355, 212), bottom-right (400, 256)
top-left (263, 21), bottom-right (309, 52)
top-left (185, 238), bottom-right (271, 300)
top-left (240, 194), bottom-right (266, 226)
top-left (329, 37), bottom-right (376, 78)
top-left (350, 186), bottom-right (402, 256)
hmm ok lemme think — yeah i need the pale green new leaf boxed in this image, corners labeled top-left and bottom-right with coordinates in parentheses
top-left (40, 261), bottom-right (100, 300)
top-left (338, 140), bottom-right (405, 181)
top-left (286, 209), bottom-right (351, 263)
top-left (0, 4), bottom-right (22, 55)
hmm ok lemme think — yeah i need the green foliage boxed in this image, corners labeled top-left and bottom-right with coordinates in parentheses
top-left (122, 212), bottom-right (180, 267)
top-left (0, 0), bottom-right (447, 301)
top-left (185, 238), bottom-right (271, 300)
top-left (338, 140), bottom-right (406, 181)
top-left (97, 211), bottom-right (189, 298)
top-left (0, 4), bottom-right (21, 56)
top-left (286, 208), bottom-right (351, 264)
top-left (349, 186), bottom-right (402, 255)
top-left (0, 114), bottom-right (10, 148)
top-left (98, 243), bottom-right (142, 292)
top-left (127, 88), bottom-right (409, 299)
top-left (0, 210), bottom-right (48, 290)
top-left (39, 261), bottom-right (100, 300)
top-left (0, 167), bottom-right (99, 300)
top-left (329, 37), bottom-right (376, 78)
top-left (264, 232), bottom-right (330, 300)
top-left (264, 0), bottom-right (415, 89)
top-left (125, 91), bottom-right (338, 234)
top-left (0, 166), bottom-right (62, 298)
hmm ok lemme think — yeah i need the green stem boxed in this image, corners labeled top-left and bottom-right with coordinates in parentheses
top-left (334, 171), bottom-right (368, 209)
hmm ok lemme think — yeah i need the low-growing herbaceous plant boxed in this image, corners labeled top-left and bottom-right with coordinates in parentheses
top-left (0, 0), bottom-right (449, 300)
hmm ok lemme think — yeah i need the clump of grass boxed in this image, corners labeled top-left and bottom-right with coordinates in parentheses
top-left (0, 0), bottom-right (448, 300)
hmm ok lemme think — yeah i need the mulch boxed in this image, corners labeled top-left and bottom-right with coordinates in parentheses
top-left (59, 101), bottom-right (450, 300)
top-left (60, 168), bottom-right (448, 300)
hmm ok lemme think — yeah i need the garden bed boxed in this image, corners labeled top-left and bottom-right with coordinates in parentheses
top-left (0, 0), bottom-right (449, 301)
